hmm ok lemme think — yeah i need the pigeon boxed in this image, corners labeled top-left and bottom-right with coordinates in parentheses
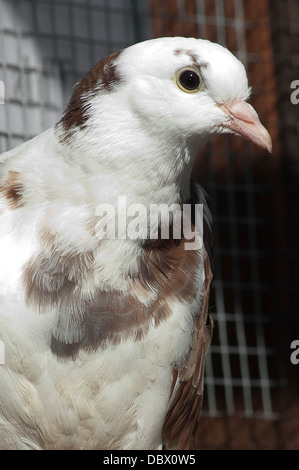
top-left (0, 36), bottom-right (271, 450)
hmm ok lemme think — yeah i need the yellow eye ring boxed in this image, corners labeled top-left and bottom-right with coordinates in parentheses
top-left (175, 67), bottom-right (203, 93)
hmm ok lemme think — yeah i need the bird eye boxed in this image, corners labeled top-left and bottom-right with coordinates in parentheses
top-left (176, 68), bottom-right (202, 93)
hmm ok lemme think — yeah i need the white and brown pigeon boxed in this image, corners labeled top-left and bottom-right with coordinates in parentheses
top-left (0, 37), bottom-right (271, 450)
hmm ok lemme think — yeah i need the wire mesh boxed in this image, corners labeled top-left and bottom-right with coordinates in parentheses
top-left (0, 0), bottom-right (298, 449)
top-left (0, 0), bottom-right (152, 151)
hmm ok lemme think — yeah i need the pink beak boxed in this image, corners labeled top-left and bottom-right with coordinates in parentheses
top-left (217, 100), bottom-right (272, 153)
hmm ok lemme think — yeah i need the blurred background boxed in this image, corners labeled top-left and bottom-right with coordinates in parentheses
top-left (0, 0), bottom-right (298, 450)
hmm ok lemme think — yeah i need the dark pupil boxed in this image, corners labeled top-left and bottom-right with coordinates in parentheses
top-left (179, 70), bottom-right (200, 90)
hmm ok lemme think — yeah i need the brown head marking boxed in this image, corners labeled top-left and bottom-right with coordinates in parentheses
top-left (174, 48), bottom-right (208, 70)
top-left (58, 50), bottom-right (123, 140)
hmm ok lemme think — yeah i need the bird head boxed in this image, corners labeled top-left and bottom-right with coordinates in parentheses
top-left (57, 37), bottom-right (272, 194)
top-left (115, 37), bottom-right (272, 153)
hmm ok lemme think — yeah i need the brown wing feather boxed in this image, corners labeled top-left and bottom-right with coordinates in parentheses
top-left (162, 181), bottom-right (214, 450)
top-left (162, 254), bottom-right (213, 449)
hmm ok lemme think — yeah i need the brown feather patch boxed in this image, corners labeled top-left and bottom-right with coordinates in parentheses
top-left (23, 250), bottom-right (94, 308)
top-left (162, 254), bottom-right (213, 450)
top-left (22, 217), bottom-right (201, 357)
top-left (58, 50), bottom-right (123, 139)
top-left (0, 170), bottom-right (24, 209)
top-left (22, 246), bottom-right (95, 347)
top-left (83, 232), bottom-right (201, 350)
top-left (135, 235), bottom-right (200, 304)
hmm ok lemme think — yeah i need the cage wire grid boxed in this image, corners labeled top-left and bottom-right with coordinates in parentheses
top-left (0, 0), bottom-right (298, 450)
